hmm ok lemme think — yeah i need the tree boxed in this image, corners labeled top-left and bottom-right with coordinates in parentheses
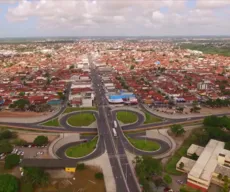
top-left (4, 154), bottom-right (20, 169)
top-left (225, 142), bottom-right (230, 150)
top-left (9, 99), bottom-right (30, 111)
top-left (18, 92), bottom-right (25, 97)
top-left (179, 162), bottom-right (184, 169)
top-left (0, 130), bottom-right (13, 140)
top-left (217, 173), bottom-right (223, 180)
top-left (130, 65), bottom-right (135, 70)
top-left (95, 172), bottom-right (104, 180)
top-left (0, 141), bottom-right (13, 154)
top-left (57, 92), bottom-right (65, 100)
top-left (163, 174), bottom-right (172, 184)
top-left (170, 124), bottom-right (185, 136)
top-left (191, 153), bottom-right (199, 161)
top-left (0, 174), bottom-right (19, 192)
top-left (33, 136), bottom-right (48, 146)
top-left (23, 167), bottom-right (49, 186)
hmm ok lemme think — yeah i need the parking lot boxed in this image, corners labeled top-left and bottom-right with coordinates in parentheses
top-left (13, 145), bottom-right (51, 159)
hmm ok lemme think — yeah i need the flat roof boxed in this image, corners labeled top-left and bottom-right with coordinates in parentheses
top-left (21, 159), bottom-right (78, 168)
top-left (188, 139), bottom-right (225, 182)
top-left (187, 144), bottom-right (204, 156)
top-left (177, 157), bottom-right (196, 172)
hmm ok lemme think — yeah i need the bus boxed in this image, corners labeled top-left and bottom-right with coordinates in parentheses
top-left (112, 128), bottom-right (117, 137)
top-left (114, 120), bottom-right (117, 128)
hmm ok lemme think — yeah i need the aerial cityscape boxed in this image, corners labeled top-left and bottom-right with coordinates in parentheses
top-left (0, 1), bottom-right (230, 192)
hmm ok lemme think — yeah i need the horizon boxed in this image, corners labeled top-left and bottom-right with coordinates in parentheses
top-left (1, 0), bottom-right (230, 37)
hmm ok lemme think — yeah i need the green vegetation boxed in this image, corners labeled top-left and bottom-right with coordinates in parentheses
top-left (63, 107), bottom-right (97, 114)
top-left (33, 136), bottom-right (48, 146)
top-left (0, 174), bottom-right (19, 192)
top-left (126, 136), bottom-right (160, 151)
top-left (134, 156), bottom-right (162, 192)
top-left (180, 185), bottom-right (201, 192)
top-left (165, 129), bottom-right (208, 175)
top-left (20, 181), bottom-right (34, 192)
top-left (9, 99), bottom-right (30, 111)
top-left (66, 137), bottom-right (98, 158)
top-left (95, 172), bottom-right (104, 180)
top-left (76, 163), bottom-right (85, 170)
top-left (116, 111), bottom-right (137, 124)
top-left (4, 154), bottom-right (20, 169)
top-left (67, 113), bottom-right (96, 126)
top-left (170, 124), bottom-right (185, 136)
top-left (180, 43), bottom-right (230, 57)
top-left (42, 118), bottom-right (60, 127)
top-left (23, 167), bottom-right (50, 186)
top-left (11, 138), bottom-right (27, 146)
top-left (144, 112), bottom-right (162, 124)
top-left (0, 140), bottom-right (13, 154)
top-left (163, 174), bottom-right (172, 184)
top-left (0, 130), bottom-right (13, 140)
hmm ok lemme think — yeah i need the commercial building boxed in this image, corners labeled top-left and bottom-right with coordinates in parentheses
top-left (176, 139), bottom-right (230, 191)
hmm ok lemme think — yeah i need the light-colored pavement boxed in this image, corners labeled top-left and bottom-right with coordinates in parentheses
top-left (84, 152), bottom-right (116, 192)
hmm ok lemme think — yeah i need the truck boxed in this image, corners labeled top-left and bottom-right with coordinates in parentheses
top-left (112, 128), bottom-right (117, 137)
top-left (114, 120), bottom-right (117, 128)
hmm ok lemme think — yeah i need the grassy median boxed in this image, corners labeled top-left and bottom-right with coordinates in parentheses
top-left (126, 136), bottom-right (160, 151)
top-left (63, 107), bottom-right (97, 114)
top-left (144, 112), bottom-right (162, 124)
top-left (42, 118), bottom-right (60, 127)
top-left (67, 113), bottom-right (96, 126)
top-left (116, 111), bottom-right (138, 124)
top-left (65, 137), bottom-right (98, 158)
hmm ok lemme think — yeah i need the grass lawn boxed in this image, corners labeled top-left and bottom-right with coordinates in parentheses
top-left (67, 113), bottom-right (96, 127)
top-left (144, 112), bottom-right (162, 124)
top-left (42, 118), bottom-right (60, 127)
top-left (116, 111), bottom-right (137, 124)
top-left (165, 129), bottom-right (203, 175)
top-left (63, 107), bottom-right (97, 114)
top-left (66, 137), bottom-right (98, 158)
top-left (126, 136), bottom-right (160, 151)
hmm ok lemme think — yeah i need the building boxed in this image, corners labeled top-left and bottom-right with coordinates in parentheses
top-left (176, 139), bottom-right (230, 192)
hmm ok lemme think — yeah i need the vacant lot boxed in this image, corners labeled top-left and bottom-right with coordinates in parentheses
top-left (67, 113), bottom-right (96, 127)
top-left (63, 107), bottom-right (97, 114)
top-left (66, 137), bottom-right (98, 158)
top-left (35, 166), bottom-right (106, 192)
top-left (116, 111), bottom-right (137, 124)
top-left (42, 118), bottom-right (60, 127)
top-left (126, 136), bottom-right (160, 151)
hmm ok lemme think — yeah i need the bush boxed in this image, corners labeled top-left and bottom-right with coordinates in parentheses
top-left (0, 141), bottom-right (13, 154)
top-left (76, 163), bottom-right (85, 171)
top-left (4, 154), bottom-right (20, 169)
top-left (0, 174), bottom-right (19, 192)
top-left (11, 139), bottom-right (27, 146)
top-left (163, 174), bottom-right (172, 184)
top-left (33, 136), bottom-right (48, 146)
top-left (95, 172), bottom-right (104, 180)
top-left (0, 130), bottom-right (13, 140)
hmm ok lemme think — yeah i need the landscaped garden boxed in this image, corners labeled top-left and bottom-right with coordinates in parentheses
top-left (67, 113), bottom-right (96, 126)
top-left (116, 111), bottom-right (137, 124)
top-left (65, 137), bottom-right (98, 158)
top-left (42, 118), bottom-right (60, 127)
top-left (126, 136), bottom-right (160, 151)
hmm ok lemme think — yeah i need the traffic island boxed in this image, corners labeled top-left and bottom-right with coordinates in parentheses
top-left (65, 137), bottom-right (98, 158)
top-left (42, 118), bottom-right (60, 127)
top-left (143, 112), bottom-right (162, 124)
top-left (126, 135), bottom-right (160, 151)
top-left (116, 111), bottom-right (138, 124)
top-left (67, 113), bottom-right (96, 127)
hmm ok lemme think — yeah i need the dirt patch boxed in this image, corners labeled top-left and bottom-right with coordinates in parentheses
top-left (17, 132), bottom-right (58, 143)
top-left (0, 110), bottom-right (51, 118)
top-left (35, 166), bottom-right (106, 192)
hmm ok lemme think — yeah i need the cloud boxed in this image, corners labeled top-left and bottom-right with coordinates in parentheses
top-left (3, 0), bottom-right (230, 36)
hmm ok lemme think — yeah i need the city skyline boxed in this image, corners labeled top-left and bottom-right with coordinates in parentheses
top-left (0, 0), bottom-right (230, 38)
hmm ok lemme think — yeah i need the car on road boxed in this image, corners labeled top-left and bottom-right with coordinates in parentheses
top-left (176, 179), bottom-right (184, 185)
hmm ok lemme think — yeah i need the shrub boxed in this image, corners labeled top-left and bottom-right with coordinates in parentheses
top-left (4, 154), bottom-right (20, 169)
top-left (76, 163), bottom-right (85, 171)
top-left (95, 172), bottom-right (104, 180)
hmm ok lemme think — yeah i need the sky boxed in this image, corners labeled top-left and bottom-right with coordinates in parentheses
top-left (0, 0), bottom-right (230, 37)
